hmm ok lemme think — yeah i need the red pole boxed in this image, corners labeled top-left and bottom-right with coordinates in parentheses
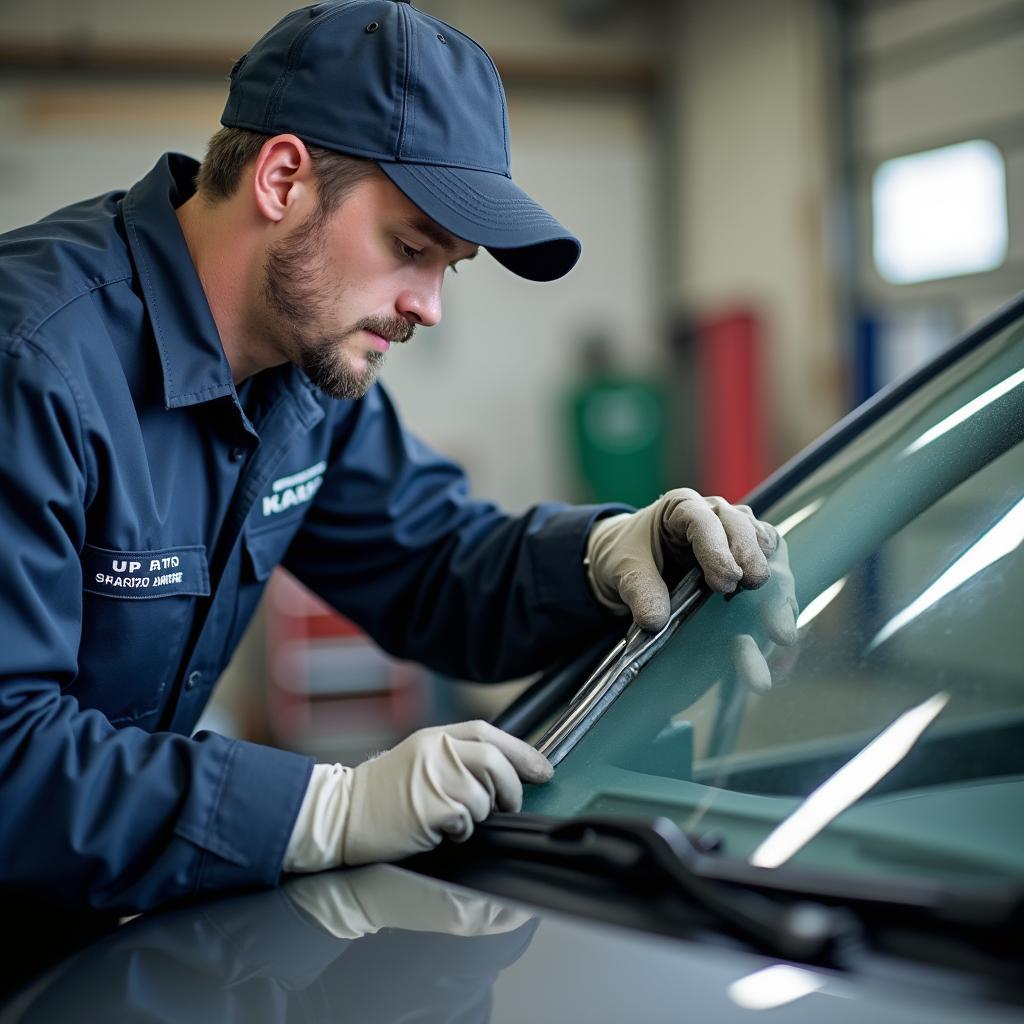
top-left (696, 309), bottom-right (769, 502)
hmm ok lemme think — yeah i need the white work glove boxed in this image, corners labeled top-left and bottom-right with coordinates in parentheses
top-left (587, 490), bottom-right (800, 693)
top-left (283, 721), bottom-right (553, 873)
top-left (586, 488), bottom-right (783, 632)
top-left (286, 866), bottom-right (534, 940)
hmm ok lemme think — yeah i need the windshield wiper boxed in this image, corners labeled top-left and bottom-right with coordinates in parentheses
top-left (434, 813), bottom-right (1024, 971)
top-left (447, 813), bottom-right (860, 964)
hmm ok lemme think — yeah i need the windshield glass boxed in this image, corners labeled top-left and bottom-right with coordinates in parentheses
top-left (523, 307), bottom-right (1024, 886)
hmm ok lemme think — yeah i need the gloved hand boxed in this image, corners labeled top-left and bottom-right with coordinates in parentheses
top-left (283, 721), bottom-right (553, 873)
top-left (286, 866), bottom-right (534, 939)
top-left (586, 488), bottom-right (783, 632)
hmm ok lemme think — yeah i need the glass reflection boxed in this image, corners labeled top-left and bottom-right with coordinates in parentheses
top-left (868, 496), bottom-right (1024, 652)
top-left (903, 365), bottom-right (1024, 456)
top-left (749, 692), bottom-right (949, 868)
top-left (796, 577), bottom-right (846, 630)
top-left (775, 498), bottom-right (824, 538)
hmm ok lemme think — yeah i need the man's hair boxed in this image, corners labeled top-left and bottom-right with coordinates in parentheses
top-left (195, 126), bottom-right (377, 215)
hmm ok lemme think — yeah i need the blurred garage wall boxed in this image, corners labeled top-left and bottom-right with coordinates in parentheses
top-left (3, 0), bottom-right (1018, 498)
top-left (846, 0), bottom-right (1024, 350)
top-left (668, 0), bottom-right (840, 460)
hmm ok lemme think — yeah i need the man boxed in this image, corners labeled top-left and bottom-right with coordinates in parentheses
top-left (0, 0), bottom-right (794, 912)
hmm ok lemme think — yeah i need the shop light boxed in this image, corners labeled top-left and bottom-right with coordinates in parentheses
top-left (873, 140), bottom-right (1008, 285)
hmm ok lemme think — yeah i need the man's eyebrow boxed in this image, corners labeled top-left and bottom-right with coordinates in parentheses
top-left (405, 216), bottom-right (478, 260)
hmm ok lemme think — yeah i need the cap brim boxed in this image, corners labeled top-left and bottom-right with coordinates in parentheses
top-left (377, 162), bottom-right (580, 282)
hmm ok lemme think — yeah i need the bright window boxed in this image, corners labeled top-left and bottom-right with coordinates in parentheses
top-left (872, 139), bottom-right (1008, 285)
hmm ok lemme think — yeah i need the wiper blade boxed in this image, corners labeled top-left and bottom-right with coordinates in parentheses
top-left (457, 814), bottom-right (1024, 967)
top-left (462, 813), bottom-right (860, 965)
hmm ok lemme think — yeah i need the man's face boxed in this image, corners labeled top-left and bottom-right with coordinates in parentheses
top-left (258, 171), bottom-right (478, 399)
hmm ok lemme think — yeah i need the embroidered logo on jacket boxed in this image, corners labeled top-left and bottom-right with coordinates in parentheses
top-left (82, 545), bottom-right (210, 600)
top-left (263, 461), bottom-right (326, 517)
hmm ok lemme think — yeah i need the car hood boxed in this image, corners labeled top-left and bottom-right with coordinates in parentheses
top-left (3, 864), bottom-right (1021, 1023)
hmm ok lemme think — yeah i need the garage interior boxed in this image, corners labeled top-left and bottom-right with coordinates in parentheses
top-left (1, 0), bottom-right (1021, 764)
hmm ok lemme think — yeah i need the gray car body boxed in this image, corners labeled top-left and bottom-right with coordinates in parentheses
top-left (3, 864), bottom-right (1022, 1023)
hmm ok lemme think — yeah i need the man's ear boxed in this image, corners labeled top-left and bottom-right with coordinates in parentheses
top-left (252, 134), bottom-right (315, 224)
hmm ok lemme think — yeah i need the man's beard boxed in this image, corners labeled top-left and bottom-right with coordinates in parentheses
top-left (261, 212), bottom-right (414, 400)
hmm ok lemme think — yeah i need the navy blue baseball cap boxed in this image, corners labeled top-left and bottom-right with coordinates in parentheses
top-left (221, 0), bottom-right (581, 282)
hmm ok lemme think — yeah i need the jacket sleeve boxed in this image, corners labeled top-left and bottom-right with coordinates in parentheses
top-left (0, 341), bottom-right (313, 913)
top-left (284, 384), bottom-right (628, 681)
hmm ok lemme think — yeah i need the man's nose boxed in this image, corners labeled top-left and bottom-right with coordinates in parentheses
top-left (396, 277), bottom-right (443, 328)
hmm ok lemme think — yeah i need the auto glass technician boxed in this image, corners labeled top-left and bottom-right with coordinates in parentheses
top-left (0, 0), bottom-right (794, 912)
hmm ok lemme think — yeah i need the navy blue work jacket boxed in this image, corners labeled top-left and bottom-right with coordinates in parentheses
top-left (0, 154), bottom-right (619, 913)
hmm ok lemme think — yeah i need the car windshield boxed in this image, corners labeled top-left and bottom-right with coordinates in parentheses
top-left (522, 304), bottom-right (1024, 887)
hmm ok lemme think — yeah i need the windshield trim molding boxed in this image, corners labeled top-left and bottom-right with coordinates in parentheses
top-left (536, 569), bottom-right (708, 765)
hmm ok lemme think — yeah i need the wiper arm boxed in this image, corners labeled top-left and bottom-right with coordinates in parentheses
top-left (460, 813), bottom-right (860, 965)
top-left (451, 814), bottom-right (1024, 969)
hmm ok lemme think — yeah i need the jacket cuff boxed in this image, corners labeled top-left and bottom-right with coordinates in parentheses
top-left (180, 737), bottom-right (315, 895)
top-left (531, 503), bottom-right (632, 612)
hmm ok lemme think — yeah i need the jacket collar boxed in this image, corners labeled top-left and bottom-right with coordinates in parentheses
top-left (121, 153), bottom-right (325, 433)
top-left (121, 153), bottom-right (239, 410)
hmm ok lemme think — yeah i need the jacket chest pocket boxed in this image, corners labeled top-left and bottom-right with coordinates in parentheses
top-left (208, 517), bottom-right (306, 675)
top-left (74, 544), bottom-right (211, 726)
top-left (243, 521), bottom-right (301, 583)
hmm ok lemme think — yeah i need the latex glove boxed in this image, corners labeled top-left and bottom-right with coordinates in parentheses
top-left (283, 721), bottom-right (553, 873)
top-left (586, 488), bottom-right (781, 632)
top-left (286, 866), bottom-right (534, 940)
